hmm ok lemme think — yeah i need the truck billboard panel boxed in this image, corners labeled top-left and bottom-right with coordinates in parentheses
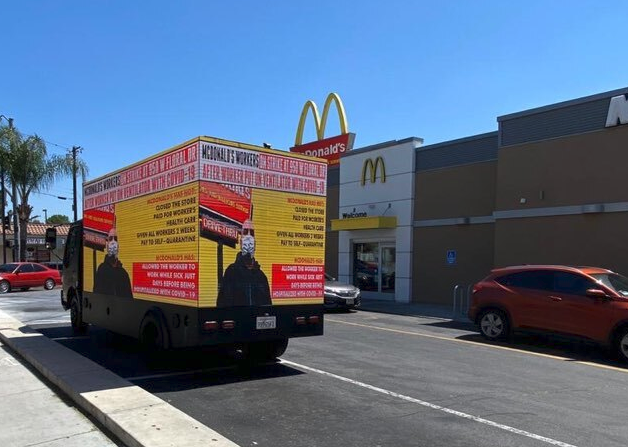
top-left (82, 137), bottom-right (327, 309)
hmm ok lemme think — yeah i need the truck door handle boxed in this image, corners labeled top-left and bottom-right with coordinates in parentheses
top-left (550, 296), bottom-right (562, 302)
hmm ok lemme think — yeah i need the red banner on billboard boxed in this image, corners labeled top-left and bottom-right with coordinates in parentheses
top-left (132, 262), bottom-right (199, 301)
top-left (289, 133), bottom-right (355, 166)
top-left (271, 264), bottom-right (324, 299)
top-left (84, 206), bottom-right (115, 233)
top-left (199, 181), bottom-right (251, 224)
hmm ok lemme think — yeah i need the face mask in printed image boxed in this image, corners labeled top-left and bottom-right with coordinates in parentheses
top-left (107, 239), bottom-right (119, 257)
top-left (241, 234), bottom-right (255, 256)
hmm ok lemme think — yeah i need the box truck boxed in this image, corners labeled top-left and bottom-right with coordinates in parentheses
top-left (56, 136), bottom-right (327, 360)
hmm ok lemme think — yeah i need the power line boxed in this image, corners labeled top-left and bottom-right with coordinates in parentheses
top-left (0, 118), bottom-right (80, 152)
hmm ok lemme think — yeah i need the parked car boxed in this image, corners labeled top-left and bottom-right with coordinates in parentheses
top-left (0, 262), bottom-right (61, 293)
top-left (42, 261), bottom-right (63, 273)
top-left (324, 273), bottom-right (361, 311)
top-left (468, 265), bottom-right (628, 361)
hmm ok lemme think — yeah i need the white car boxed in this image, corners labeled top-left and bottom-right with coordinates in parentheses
top-left (324, 273), bottom-right (361, 310)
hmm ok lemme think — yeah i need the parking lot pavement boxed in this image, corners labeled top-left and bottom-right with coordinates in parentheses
top-left (0, 309), bottom-right (239, 447)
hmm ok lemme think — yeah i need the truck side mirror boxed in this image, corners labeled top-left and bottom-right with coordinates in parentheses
top-left (45, 228), bottom-right (57, 250)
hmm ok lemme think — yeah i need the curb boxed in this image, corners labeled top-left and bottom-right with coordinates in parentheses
top-left (0, 310), bottom-right (239, 447)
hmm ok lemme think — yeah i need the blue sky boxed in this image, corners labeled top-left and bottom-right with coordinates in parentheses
top-left (2, 1), bottom-right (627, 220)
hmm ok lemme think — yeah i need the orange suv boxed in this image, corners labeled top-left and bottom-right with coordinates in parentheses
top-left (468, 265), bottom-right (628, 361)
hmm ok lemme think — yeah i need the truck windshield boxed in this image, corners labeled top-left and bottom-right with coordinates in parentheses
top-left (591, 273), bottom-right (628, 297)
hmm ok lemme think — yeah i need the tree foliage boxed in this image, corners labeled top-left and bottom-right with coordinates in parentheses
top-left (48, 214), bottom-right (70, 224)
top-left (0, 123), bottom-right (88, 260)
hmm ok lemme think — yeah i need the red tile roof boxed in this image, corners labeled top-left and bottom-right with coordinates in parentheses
top-left (4, 223), bottom-right (71, 237)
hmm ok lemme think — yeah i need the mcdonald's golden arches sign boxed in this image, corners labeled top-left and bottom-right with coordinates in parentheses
top-left (290, 93), bottom-right (355, 165)
top-left (361, 156), bottom-right (386, 186)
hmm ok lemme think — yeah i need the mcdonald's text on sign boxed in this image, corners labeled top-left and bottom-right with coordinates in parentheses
top-left (289, 133), bottom-right (355, 166)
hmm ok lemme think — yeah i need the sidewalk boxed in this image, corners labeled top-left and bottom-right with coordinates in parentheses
top-left (0, 310), bottom-right (238, 447)
top-left (0, 341), bottom-right (121, 447)
top-left (359, 298), bottom-right (473, 323)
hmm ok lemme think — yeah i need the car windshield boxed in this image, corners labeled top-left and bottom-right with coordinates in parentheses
top-left (591, 273), bottom-right (628, 297)
top-left (0, 263), bottom-right (18, 273)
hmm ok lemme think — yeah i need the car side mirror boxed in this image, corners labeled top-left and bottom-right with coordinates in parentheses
top-left (586, 288), bottom-right (610, 299)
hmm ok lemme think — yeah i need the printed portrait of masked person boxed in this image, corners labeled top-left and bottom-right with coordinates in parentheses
top-left (217, 219), bottom-right (271, 307)
top-left (94, 227), bottom-right (134, 298)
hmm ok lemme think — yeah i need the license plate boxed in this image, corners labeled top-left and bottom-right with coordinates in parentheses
top-left (256, 316), bottom-right (276, 330)
top-left (346, 298), bottom-right (354, 305)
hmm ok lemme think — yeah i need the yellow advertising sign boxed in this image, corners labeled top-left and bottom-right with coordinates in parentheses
top-left (82, 137), bottom-right (327, 308)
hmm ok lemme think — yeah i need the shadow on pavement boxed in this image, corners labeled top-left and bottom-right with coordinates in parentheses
top-left (455, 331), bottom-right (628, 369)
top-left (36, 324), bottom-right (306, 393)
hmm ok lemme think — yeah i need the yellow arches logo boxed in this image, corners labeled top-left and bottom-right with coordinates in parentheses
top-left (295, 93), bottom-right (349, 146)
top-left (361, 156), bottom-right (386, 186)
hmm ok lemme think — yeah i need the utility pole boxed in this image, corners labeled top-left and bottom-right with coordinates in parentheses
top-left (0, 115), bottom-right (12, 264)
top-left (0, 115), bottom-right (16, 262)
top-left (71, 146), bottom-right (81, 222)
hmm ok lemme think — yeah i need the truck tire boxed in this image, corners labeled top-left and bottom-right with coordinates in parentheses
top-left (70, 295), bottom-right (88, 334)
top-left (139, 310), bottom-right (170, 353)
top-left (244, 338), bottom-right (289, 363)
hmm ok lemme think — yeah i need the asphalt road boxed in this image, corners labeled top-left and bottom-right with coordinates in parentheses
top-left (2, 289), bottom-right (628, 447)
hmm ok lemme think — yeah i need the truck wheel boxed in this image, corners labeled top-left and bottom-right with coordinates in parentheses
top-left (70, 296), bottom-right (88, 334)
top-left (139, 312), bottom-right (169, 353)
top-left (244, 339), bottom-right (289, 363)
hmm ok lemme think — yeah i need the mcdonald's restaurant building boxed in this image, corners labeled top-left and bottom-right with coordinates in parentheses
top-left (325, 86), bottom-right (628, 306)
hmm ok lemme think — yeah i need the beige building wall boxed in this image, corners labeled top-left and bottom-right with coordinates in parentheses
top-left (495, 208), bottom-right (628, 274)
top-left (496, 125), bottom-right (628, 210)
top-left (413, 224), bottom-right (494, 304)
top-left (415, 161), bottom-right (497, 220)
top-left (412, 162), bottom-right (497, 304)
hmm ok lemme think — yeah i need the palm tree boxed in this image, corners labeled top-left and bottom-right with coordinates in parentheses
top-left (0, 124), bottom-right (88, 261)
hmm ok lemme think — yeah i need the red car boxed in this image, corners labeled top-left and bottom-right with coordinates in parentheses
top-left (468, 265), bottom-right (628, 361)
top-left (0, 262), bottom-right (61, 293)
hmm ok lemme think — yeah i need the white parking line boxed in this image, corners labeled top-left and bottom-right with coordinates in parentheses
top-left (280, 359), bottom-right (577, 447)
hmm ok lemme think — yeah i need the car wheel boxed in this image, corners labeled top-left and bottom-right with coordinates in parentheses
top-left (479, 309), bottom-right (510, 341)
top-left (0, 280), bottom-right (10, 294)
top-left (615, 327), bottom-right (628, 362)
top-left (44, 278), bottom-right (55, 290)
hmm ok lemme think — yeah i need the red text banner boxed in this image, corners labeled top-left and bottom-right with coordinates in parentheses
top-left (271, 264), bottom-right (324, 299)
top-left (200, 142), bottom-right (327, 196)
top-left (84, 142), bottom-right (199, 210)
top-left (132, 262), bottom-right (199, 301)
